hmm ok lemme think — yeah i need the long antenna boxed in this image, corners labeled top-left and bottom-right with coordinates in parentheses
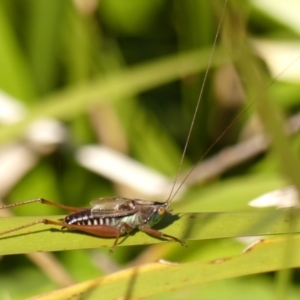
top-left (167, 0), bottom-right (228, 206)
top-left (170, 47), bottom-right (300, 201)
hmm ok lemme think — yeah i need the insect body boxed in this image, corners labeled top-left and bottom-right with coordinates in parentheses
top-left (65, 197), bottom-right (184, 252)
top-left (0, 197), bottom-right (184, 253)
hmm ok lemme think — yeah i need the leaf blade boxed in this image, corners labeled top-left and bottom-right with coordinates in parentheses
top-left (0, 210), bottom-right (299, 255)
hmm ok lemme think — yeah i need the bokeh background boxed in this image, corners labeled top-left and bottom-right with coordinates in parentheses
top-left (1, 0), bottom-right (300, 299)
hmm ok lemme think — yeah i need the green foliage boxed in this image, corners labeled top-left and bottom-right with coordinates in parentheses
top-left (0, 0), bottom-right (300, 299)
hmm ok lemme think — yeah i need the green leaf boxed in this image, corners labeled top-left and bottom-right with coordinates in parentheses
top-left (0, 209), bottom-right (300, 255)
top-left (29, 235), bottom-right (300, 300)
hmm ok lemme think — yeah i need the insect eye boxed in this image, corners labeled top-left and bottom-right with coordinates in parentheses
top-left (158, 207), bottom-right (165, 215)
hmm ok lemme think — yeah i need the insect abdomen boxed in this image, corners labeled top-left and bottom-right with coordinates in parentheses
top-left (64, 210), bottom-right (138, 228)
top-left (65, 210), bottom-right (116, 227)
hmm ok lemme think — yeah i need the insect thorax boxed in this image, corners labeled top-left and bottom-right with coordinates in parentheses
top-left (134, 200), bottom-right (167, 227)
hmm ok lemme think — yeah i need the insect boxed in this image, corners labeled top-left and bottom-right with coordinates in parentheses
top-left (0, 197), bottom-right (185, 253)
top-left (0, 0), bottom-right (296, 253)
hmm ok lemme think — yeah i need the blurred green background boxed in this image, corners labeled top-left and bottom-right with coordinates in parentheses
top-left (1, 0), bottom-right (300, 299)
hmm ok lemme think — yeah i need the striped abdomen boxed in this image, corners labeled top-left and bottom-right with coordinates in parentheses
top-left (64, 209), bottom-right (139, 229)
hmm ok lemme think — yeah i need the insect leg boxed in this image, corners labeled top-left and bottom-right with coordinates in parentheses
top-left (109, 223), bottom-right (133, 254)
top-left (0, 219), bottom-right (121, 238)
top-left (0, 218), bottom-right (71, 236)
top-left (139, 225), bottom-right (185, 246)
top-left (0, 198), bottom-right (86, 213)
top-left (60, 221), bottom-right (134, 253)
top-left (55, 221), bottom-right (133, 253)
